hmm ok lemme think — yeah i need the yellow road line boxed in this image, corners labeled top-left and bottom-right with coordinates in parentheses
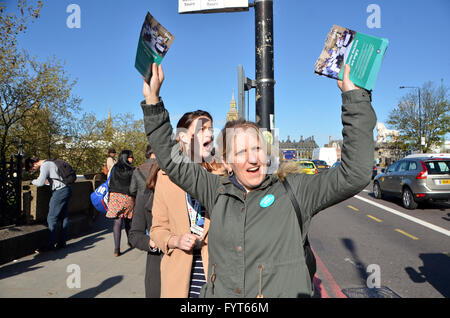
top-left (395, 229), bottom-right (419, 240)
top-left (347, 205), bottom-right (359, 212)
top-left (367, 214), bottom-right (383, 223)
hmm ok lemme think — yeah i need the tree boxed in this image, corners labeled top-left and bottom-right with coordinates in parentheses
top-left (0, 0), bottom-right (81, 162)
top-left (388, 81), bottom-right (449, 153)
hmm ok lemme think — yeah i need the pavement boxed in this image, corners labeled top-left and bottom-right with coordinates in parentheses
top-left (0, 213), bottom-right (342, 298)
top-left (0, 215), bottom-right (148, 298)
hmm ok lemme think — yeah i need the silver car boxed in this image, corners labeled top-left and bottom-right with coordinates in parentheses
top-left (373, 155), bottom-right (450, 209)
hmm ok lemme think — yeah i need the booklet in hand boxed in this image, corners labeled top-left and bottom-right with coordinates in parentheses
top-left (135, 12), bottom-right (174, 83)
top-left (314, 25), bottom-right (388, 91)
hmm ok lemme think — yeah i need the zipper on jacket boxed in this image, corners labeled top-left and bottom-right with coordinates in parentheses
top-left (210, 264), bottom-right (216, 295)
top-left (256, 265), bottom-right (264, 298)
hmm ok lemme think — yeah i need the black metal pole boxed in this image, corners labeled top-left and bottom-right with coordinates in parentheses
top-left (254, 0), bottom-right (275, 131)
top-left (15, 139), bottom-right (24, 222)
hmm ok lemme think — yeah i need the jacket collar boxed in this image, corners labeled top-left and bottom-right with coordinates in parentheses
top-left (218, 174), bottom-right (278, 201)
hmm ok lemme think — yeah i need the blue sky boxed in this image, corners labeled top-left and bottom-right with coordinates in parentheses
top-left (8, 0), bottom-right (450, 147)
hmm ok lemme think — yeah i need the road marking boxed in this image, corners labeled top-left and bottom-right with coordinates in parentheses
top-left (362, 189), bottom-right (370, 193)
top-left (313, 248), bottom-right (347, 298)
top-left (367, 214), bottom-right (383, 223)
top-left (347, 205), bottom-right (359, 211)
top-left (395, 229), bottom-right (419, 240)
top-left (355, 195), bottom-right (450, 238)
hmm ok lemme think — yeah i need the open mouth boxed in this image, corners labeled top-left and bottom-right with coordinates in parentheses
top-left (247, 166), bottom-right (260, 174)
top-left (203, 140), bottom-right (212, 149)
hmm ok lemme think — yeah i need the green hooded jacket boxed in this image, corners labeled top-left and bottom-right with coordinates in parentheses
top-left (141, 89), bottom-right (376, 298)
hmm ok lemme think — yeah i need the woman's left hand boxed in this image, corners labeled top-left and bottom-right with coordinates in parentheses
top-left (143, 63), bottom-right (164, 105)
top-left (337, 64), bottom-right (360, 93)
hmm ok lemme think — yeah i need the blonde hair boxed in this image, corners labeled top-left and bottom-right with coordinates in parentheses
top-left (275, 161), bottom-right (303, 181)
top-left (216, 119), bottom-right (270, 163)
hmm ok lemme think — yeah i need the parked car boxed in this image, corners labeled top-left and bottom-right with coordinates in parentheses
top-left (295, 160), bottom-right (319, 175)
top-left (373, 155), bottom-right (450, 209)
top-left (312, 160), bottom-right (329, 172)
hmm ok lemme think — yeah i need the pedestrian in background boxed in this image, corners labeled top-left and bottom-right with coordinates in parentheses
top-left (106, 149), bottom-right (135, 257)
top-left (129, 144), bottom-right (162, 298)
top-left (25, 157), bottom-right (73, 253)
top-left (105, 148), bottom-right (116, 178)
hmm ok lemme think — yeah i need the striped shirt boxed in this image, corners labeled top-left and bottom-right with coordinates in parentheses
top-left (189, 249), bottom-right (206, 298)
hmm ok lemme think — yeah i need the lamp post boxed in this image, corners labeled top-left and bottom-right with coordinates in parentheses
top-left (399, 86), bottom-right (422, 153)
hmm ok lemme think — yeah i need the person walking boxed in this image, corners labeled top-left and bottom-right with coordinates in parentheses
top-left (140, 63), bottom-right (376, 297)
top-left (106, 150), bottom-right (135, 257)
top-left (128, 144), bottom-right (162, 298)
top-left (105, 148), bottom-right (117, 178)
top-left (25, 157), bottom-right (74, 253)
top-left (149, 108), bottom-right (223, 298)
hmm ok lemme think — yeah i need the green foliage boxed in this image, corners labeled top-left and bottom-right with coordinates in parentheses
top-left (387, 82), bottom-right (450, 153)
top-left (1, 1), bottom-right (149, 177)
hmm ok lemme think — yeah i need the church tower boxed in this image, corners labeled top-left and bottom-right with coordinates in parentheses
top-left (226, 90), bottom-right (239, 122)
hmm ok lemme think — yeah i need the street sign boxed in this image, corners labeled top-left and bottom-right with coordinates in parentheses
top-left (178, 0), bottom-right (249, 14)
top-left (282, 149), bottom-right (297, 161)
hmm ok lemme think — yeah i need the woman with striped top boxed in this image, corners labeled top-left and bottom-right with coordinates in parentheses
top-left (149, 108), bottom-right (224, 297)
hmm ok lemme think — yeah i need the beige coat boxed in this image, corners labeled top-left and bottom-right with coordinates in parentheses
top-left (150, 170), bottom-right (210, 298)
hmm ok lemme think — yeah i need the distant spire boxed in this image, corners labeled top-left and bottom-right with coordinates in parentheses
top-left (226, 89), bottom-right (239, 122)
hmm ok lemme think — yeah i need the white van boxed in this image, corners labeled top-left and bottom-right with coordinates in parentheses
top-left (312, 148), bottom-right (338, 167)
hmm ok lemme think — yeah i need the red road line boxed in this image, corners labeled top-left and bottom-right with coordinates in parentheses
top-left (313, 276), bottom-right (330, 298)
top-left (312, 248), bottom-right (347, 298)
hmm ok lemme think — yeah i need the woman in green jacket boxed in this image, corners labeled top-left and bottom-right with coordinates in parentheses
top-left (140, 63), bottom-right (376, 298)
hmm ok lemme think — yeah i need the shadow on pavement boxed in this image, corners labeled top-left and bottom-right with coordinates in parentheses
top-left (0, 216), bottom-right (112, 281)
top-left (69, 275), bottom-right (123, 298)
top-left (341, 238), bottom-right (368, 284)
top-left (405, 253), bottom-right (450, 298)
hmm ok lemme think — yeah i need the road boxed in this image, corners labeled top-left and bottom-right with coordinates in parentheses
top-left (309, 181), bottom-right (450, 298)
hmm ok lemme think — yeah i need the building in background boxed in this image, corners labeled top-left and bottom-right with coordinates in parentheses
top-left (226, 90), bottom-right (239, 122)
top-left (324, 136), bottom-right (343, 161)
top-left (279, 136), bottom-right (318, 159)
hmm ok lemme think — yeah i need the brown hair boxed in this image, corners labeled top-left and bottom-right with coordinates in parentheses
top-left (176, 110), bottom-right (213, 139)
top-left (176, 110), bottom-right (218, 172)
top-left (146, 160), bottom-right (160, 191)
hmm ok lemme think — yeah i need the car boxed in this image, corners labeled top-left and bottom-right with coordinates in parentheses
top-left (373, 155), bottom-right (450, 209)
top-left (312, 160), bottom-right (329, 172)
top-left (295, 160), bottom-right (319, 175)
top-left (331, 161), bottom-right (341, 169)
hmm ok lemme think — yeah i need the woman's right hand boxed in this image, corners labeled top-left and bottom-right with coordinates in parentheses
top-left (143, 63), bottom-right (164, 105)
top-left (175, 233), bottom-right (201, 252)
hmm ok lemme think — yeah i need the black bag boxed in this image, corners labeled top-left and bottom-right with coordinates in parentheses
top-left (281, 178), bottom-right (317, 285)
top-left (49, 159), bottom-right (77, 185)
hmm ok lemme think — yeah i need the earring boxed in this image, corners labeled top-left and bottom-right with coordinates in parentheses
top-left (227, 170), bottom-right (234, 177)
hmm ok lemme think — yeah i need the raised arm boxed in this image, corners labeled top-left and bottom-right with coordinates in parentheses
top-left (140, 63), bottom-right (221, 212)
top-left (290, 65), bottom-right (377, 217)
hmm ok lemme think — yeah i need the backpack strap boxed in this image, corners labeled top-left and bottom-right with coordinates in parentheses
top-left (281, 178), bottom-right (310, 246)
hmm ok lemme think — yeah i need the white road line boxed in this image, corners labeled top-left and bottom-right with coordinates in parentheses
top-left (354, 195), bottom-right (450, 238)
